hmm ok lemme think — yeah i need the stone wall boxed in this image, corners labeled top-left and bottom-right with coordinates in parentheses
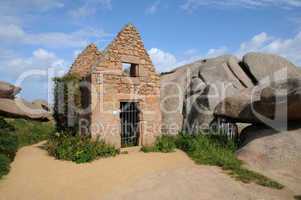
top-left (89, 24), bottom-right (161, 148)
top-left (69, 44), bottom-right (102, 78)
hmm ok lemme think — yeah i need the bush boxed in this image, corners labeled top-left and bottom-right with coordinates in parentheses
top-left (45, 134), bottom-right (119, 164)
top-left (0, 117), bottom-right (18, 160)
top-left (141, 135), bottom-right (177, 153)
top-left (0, 131), bottom-right (18, 161)
top-left (0, 154), bottom-right (10, 178)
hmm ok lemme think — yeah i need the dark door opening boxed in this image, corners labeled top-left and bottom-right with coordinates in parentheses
top-left (120, 102), bottom-right (140, 147)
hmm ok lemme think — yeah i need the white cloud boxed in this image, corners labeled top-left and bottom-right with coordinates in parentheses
top-left (148, 48), bottom-right (177, 72)
top-left (0, 48), bottom-right (66, 101)
top-left (0, 0), bottom-right (64, 14)
top-left (182, 0), bottom-right (301, 11)
top-left (149, 30), bottom-right (301, 73)
top-left (0, 23), bottom-right (109, 48)
top-left (69, 0), bottom-right (112, 18)
top-left (237, 31), bottom-right (301, 65)
top-left (238, 32), bottom-right (271, 55)
top-left (145, 0), bottom-right (161, 15)
top-left (4, 48), bottom-right (65, 73)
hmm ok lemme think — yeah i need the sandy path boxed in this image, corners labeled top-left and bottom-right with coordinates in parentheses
top-left (0, 142), bottom-right (294, 200)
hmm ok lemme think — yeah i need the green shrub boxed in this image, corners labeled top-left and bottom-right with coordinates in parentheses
top-left (0, 154), bottom-right (10, 178)
top-left (0, 131), bottom-right (18, 161)
top-left (141, 135), bottom-right (177, 153)
top-left (45, 134), bottom-right (119, 164)
top-left (0, 117), bottom-right (15, 131)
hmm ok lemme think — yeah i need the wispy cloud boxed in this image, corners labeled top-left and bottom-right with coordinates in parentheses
top-left (236, 31), bottom-right (301, 65)
top-left (0, 23), bottom-right (110, 48)
top-left (0, 0), bottom-right (64, 14)
top-left (150, 30), bottom-right (301, 72)
top-left (69, 0), bottom-right (112, 18)
top-left (145, 0), bottom-right (161, 15)
top-left (182, 0), bottom-right (301, 12)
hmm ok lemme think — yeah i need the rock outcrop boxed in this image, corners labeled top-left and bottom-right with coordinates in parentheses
top-left (214, 78), bottom-right (301, 124)
top-left (242, 52), bottom-right (300, 83)
top-left (0, 98), bottom-right (51, 121)
top-left (161, 55), bottom-right (254, 134)
top-left (237, 124), bottom-right (301, 194)
top-left (0, 81), bottom-right (51, 121)
top-left (161, 52), bottom-right (301, 134)
top-left (0, 81), bottom-right (21, 99)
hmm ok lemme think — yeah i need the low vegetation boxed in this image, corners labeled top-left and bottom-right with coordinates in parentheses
top-left (142, 132), bottom-right (284, 189)
top-left (45, 133), bottom-right (119, 164)
top-left (141, 135), bottom-right (177, 153)
top-left (0, 117), bottom-right (54, 179)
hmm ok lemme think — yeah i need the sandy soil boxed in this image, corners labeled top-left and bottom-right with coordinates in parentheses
top-left (0, 143), bottom-right (295, 200)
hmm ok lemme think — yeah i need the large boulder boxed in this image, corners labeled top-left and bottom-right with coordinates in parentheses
top-left (214, 78), bottom-right (301, 124)
top-left (0, 98), bottom-right (51, 121)
top-left (242, 52), bottom-right (301, 83)
top-left (161, 55), bottom-right (254, 134)
top-left (0, 81), bottom-right (21, 99)
top-left (237, 124), bottom-right (301, 194)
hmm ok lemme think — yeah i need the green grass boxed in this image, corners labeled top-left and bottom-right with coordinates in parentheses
top-left (141, 135), bottom-right (177, 153)
top-left (142, 132), bottom-right (284, 189)
top-left (45, 134), bottom-right (119, 164)
top-left (0, 117), bottom-right (54, 179)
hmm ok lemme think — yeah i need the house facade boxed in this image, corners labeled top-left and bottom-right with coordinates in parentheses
top-left (69, 24), bottom-right (162, 148)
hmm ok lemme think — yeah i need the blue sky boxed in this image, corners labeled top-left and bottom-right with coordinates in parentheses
top-left (0, 0), bottom-right (301, 101)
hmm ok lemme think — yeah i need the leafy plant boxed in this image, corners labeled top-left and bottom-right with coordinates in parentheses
top-left (0, 154), bottom-right (10, 179)
top-left (45, 133), bottom-right (119, 164)
top-left (0, 131), bottom-right (18, 161)
top-left (53, 74), bottom-right (82, 135)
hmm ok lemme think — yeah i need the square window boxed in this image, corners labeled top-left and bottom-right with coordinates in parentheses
top-left (122, 63), bottom-right (138, 77)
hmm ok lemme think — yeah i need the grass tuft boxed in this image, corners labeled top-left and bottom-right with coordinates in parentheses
top-left (143, 132), bottom-right (284, 189)
top-left (141, 135), bottom-right (176, 153)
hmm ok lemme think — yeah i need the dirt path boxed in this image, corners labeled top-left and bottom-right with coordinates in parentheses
top-left (0, 143), bottom-right (294, 200)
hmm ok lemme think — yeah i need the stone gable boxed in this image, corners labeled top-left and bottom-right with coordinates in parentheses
top-left (69, 24), bottom-right (161, 148)
top-left (69, 44), bottom-right (102, 77)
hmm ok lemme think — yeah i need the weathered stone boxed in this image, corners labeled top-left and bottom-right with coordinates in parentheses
top-left (0, 98), bottom-right (51, 121)
top-left (214, 78), bottom-right (301, 123)
top-left (161, 55), bottom-right (253, 134)
top-left (0, 81), bottom-right (21, 99)
top-left (237, 124), bottom-right (301, 194)
top-left (242, 52), bottom-right (301, 83)
top-left (69, 44), bottom-right (102, 78)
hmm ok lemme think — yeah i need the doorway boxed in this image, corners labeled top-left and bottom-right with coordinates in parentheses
top-left (120, 102), bottom-right (140, 147)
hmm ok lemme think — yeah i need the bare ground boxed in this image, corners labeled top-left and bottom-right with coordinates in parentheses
top-left (0, 143), bottom-right (295, 200)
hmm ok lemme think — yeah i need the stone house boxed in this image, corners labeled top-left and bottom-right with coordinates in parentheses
top-left (69, 24), bottom-right (162, 148)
